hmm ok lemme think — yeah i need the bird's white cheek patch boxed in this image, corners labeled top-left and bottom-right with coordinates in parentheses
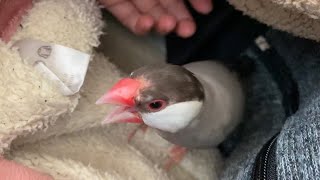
top-left (141, 101), bottom-right (203, 133)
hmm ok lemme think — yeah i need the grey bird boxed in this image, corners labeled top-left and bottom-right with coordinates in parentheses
top-left (96, 60), bottom-right (245, 168)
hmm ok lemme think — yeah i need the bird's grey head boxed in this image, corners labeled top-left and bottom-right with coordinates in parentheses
top-left (96, 64), bottom-right (205, 133)
top-left (131, 64), bottom-right (204, 111)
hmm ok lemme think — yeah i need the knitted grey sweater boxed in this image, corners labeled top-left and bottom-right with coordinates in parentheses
top-left (221, 30), bottom-right (320, 179)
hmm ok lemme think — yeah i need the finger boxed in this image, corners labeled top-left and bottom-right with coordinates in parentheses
top-left (0, 0), bottom-right (32, 42)
top-left (176, 19), bottom-right (196, 38)
top-left (0, 158), bottom-right (53, 180)
top-left (159, 0), bottom-right (192, 20)
top-left (101, 0), bottom-right (154, 35)
top-left (188, 0), bottom-right (213, 14)
top-left (135, 15), bottom-right (154, 35)
top-left (132, 0), bottom-right (177, 34)
top-left (156, 15), bottom-right (176, 35)
top-left (132, 0), bottom-right (160, 16)
top-left (159, 0), bottom-right (196, 37)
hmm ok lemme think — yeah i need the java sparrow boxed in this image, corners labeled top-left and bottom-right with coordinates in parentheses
top-left (96, 60), bottom-right (245, 169)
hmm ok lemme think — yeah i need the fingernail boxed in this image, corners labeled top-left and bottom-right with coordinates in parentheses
top-left (156, 15), bottom-right (176, 35)
top-left (177, 19), bottom-right (196, 38)
top-left (198, 0), bottom-right (213, 14)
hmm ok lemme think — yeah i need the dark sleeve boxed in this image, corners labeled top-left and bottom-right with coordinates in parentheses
top-left (165, 0), bottom-right (267, 65)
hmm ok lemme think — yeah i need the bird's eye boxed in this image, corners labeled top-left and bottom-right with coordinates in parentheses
top-left (147, 100), bottom-right (167, 112)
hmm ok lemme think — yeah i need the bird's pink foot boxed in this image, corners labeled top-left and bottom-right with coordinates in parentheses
top-left (164, 145), bottom-right (188, 171)
top-left (127, 123), bottom-right (148, 142)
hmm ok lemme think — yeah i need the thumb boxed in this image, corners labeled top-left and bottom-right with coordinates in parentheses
top-left (188, 0), bottom-right (213, 14)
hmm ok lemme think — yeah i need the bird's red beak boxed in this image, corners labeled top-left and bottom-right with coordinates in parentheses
top-left (96, 78), bottom-right (143, 124)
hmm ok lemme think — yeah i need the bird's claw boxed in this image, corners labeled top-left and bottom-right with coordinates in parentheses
top-left (127, 123), bottom-right (148, 142)
top-left (163, 145), bottom-right (187, 171)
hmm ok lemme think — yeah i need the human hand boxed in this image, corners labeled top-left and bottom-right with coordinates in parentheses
top-left (99, 0), bottom-right (213, 38)
top-left (0, 0), bottom-right (32, 42)
top-left (0, 157), bottom-right (53, 180)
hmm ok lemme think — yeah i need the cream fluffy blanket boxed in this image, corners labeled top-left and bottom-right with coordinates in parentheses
top-left (1, 0), bottom-right (220, 179)
top-left (229, 0), bottom-right (320, 41)
top-left (1, 0), bottom-right (319, 179)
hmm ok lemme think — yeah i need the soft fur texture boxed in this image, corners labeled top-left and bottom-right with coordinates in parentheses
top-left (228, 0), bottom-right (320, 41)
top-left (1, 0), bottom-right (221, 179)
top-left (0, 0), bottom-right (103, 151)
top-left (0, 0), bottom-right (106, 153)
top-left (10, 52), bottom-right (221, 180)
top-left (2, 0), bottom-right (320, 179)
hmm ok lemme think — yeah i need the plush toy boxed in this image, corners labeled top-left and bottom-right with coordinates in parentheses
top-left (2, 0), bottom-right (320, 179)
top-left (0, 0), bottom-right (221, 179)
